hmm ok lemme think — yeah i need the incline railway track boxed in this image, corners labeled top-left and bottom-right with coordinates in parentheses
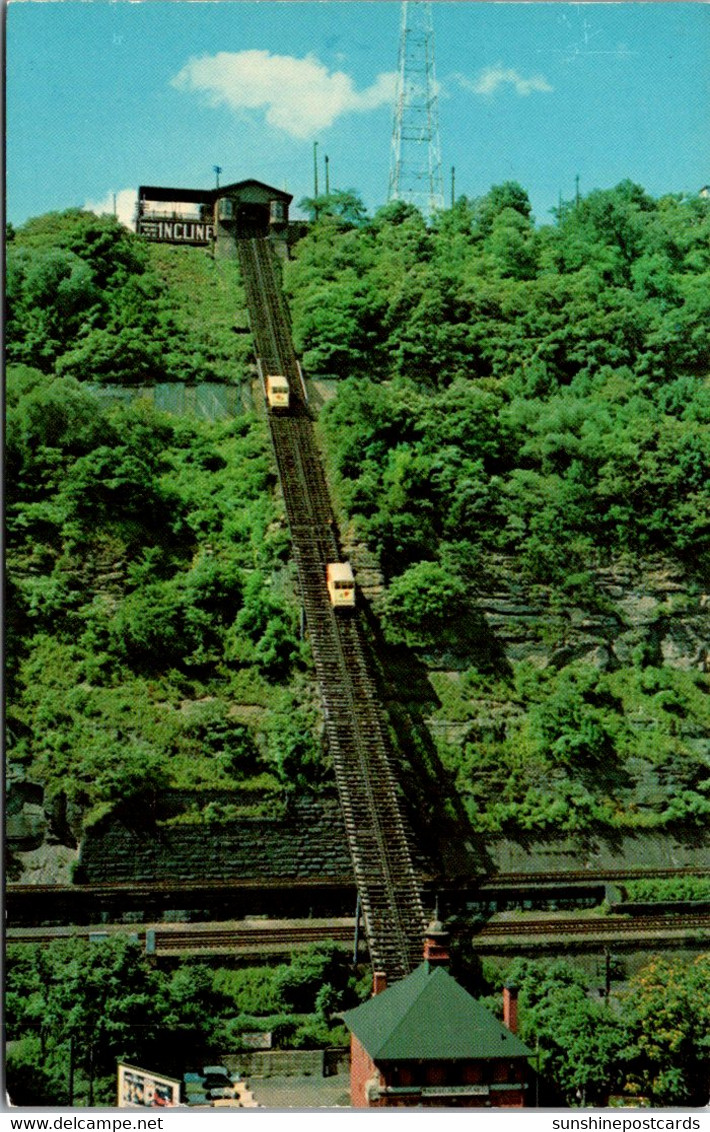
top-left (237, 236), bottom-right (425, 981)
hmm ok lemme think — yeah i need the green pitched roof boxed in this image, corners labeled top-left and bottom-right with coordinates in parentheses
top-left (343, 964), bottom-right (533, 1062)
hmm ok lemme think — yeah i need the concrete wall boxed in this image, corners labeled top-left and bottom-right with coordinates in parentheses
top-left (223, 1047), bottom-right (349, 1079)
top-left (86, 381), bottom-right (252, 419)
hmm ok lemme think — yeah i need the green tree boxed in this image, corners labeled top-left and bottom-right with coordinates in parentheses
top-left (56, 326), bottom-right (167, 384)
top-left (227, 572), bottom-right (300, 677)
top-left (507, 959), bottom-right (628, 1107)
top-left (382, 560), bottom-right (472, 651)
top-left (7, 939), bottom-right (162, 1105)
top-left (263, 700), bottom-right (324, 792)
top-left (274, 943), bottom-right (354, 1013)
top-left (6, 939), bottom-right (231, 1106)
top-left (624, 954), bottom-right (710, 1106)
top-left (298, 190), bottom-right (369, 228)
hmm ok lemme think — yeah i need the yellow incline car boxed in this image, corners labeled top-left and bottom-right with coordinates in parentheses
top-left (266, 374), bottom-right (290, 410)
top-left (327, 562), bottom-right (356, 608)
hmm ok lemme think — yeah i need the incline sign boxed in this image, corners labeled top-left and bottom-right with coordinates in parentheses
top-left (138, 219), bottom-right (214, 244)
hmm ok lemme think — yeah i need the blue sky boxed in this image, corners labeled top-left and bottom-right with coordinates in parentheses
top-left (6, 1), bottom-right (710, 228)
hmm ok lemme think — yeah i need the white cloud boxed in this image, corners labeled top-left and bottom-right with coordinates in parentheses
top-left (171, 50), bottom-right (397, 139)
top-left (458, 65), bottom-right (553, 98)
top-left (84, 188), bottom-right (137, 229)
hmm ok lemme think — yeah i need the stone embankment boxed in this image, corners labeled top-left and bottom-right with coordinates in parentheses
top-left (76, 797), bottom-right (354, 886)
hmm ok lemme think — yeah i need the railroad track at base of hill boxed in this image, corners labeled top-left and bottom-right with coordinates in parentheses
top-left (154, 927), bottom-right (359, 954)
top-left (8, 913), bottom-right (709, 955)
top-left (481, 914), bottom-right (710, 936)
top-left (8, 866), bottom-right (709, 905)
top-left (472, 913), bottom-right (710, 950)
top-left (7, 919), bottom-right (361, 954)
top-left (477, 867), bottom-right (710, 889)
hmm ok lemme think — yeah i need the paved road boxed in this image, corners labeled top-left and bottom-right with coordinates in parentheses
top-left (247, 1071), bottom-right (351, 1109)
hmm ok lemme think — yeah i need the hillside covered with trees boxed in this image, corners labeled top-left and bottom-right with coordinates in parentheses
top-left (6, 211), bottom-right (326, 842)
top-left (286, 182), bottom-right (710, 834)
top-left (6, 186), bottom-right (710, 842)
top-left (5, 189), bottom-right (710, 1113)
top-left (6, 209), bottom-right (253, 384)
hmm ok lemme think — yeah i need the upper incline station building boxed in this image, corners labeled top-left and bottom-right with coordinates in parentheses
top-left (136, 179), bottom-right (293, 257)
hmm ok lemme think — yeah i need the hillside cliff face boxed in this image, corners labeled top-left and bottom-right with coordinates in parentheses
top-left (10, 512), bottom-right (707, 880)
top-left (350, 542), bottom-right (708, 674)
top-left (465, 555), bottom-right (706, 674)
top-left (344, 533), bottom-right (709, 837)
top-left (7, 204), bottom-right (710, 877)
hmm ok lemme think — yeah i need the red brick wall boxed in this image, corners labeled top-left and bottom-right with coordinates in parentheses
top-left (492, 1088), bottom-right (526, 1108)
top-left (349, 1045), bottom-right (528, 1108)
top-left (503, 985), bottom-right (519, 1034)
top-left (350, 1036), bottom-right (382, 1108)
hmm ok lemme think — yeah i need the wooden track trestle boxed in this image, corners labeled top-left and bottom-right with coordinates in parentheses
top-left (237, 236), bottom-right (426, 981)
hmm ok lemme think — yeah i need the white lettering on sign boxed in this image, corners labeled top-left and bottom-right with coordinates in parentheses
top-left (138, 220), bottom-right (214, 244)
top-left (420, 1085), bottom-right (490, 1097)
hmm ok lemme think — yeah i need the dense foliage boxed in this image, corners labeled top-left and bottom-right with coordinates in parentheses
top-left (6, 210), bottom-right (252, 384)
top-left (6, 934), bottom-right (709, 1108)
top-left (6, 364), bottom-right (324, 823)
top-left (286, 183), bottom-right (710, 581)
top-left (427, 662), bottom-right (710, 832)
top-left (623, 876), bottom-right (710, 903)
top-left (284, 182), bottom-right (710, 834)
top-left (6, 940), bottom-right (358, 1106)
top-left (496, 954), bottom-right (710, 1108)
top-left (6, 193), bottom-right (709, 837)
top-left (7, 194), bottom-right (708, 1111)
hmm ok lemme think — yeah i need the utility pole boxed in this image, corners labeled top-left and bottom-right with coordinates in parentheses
top-left (451, 165), bottom-right (455, 209)
top-left (575, 173), bottom-right (580, 207)
top-left (324, 153), bottom-right (330, 196)
top-left (88, 1041), bottom-right (95, 1107)
top-left (213, 165), bottom-right (222, 190)
top-left (68, 1036), bottom-right (75, 1106)
top-left (352, 893), bottom-right (361, 967)
top-left (388, 1), bottom-right (444, 218)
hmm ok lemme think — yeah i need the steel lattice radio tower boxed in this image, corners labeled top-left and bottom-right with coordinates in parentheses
top-left (388, 1), bottom-right (444, 217)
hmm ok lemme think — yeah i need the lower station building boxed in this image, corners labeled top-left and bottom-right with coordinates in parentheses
top-left (136, 179), bottom-right (293, 258)
top-left (343, 923), bottom-right (533, 1108)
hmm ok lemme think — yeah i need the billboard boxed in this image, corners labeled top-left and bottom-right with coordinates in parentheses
top-left (117, 1063), bottom-right (181, 1108)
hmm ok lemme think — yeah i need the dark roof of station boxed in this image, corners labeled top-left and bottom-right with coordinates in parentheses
top-left (138, 179), bottom-right (292, 204)
top-left (139, 186), bottom-right (213, 204)
top-left (217, 179), bottom-right (293, 203)
top-left (342, 963), bottom-right (533, 1063)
